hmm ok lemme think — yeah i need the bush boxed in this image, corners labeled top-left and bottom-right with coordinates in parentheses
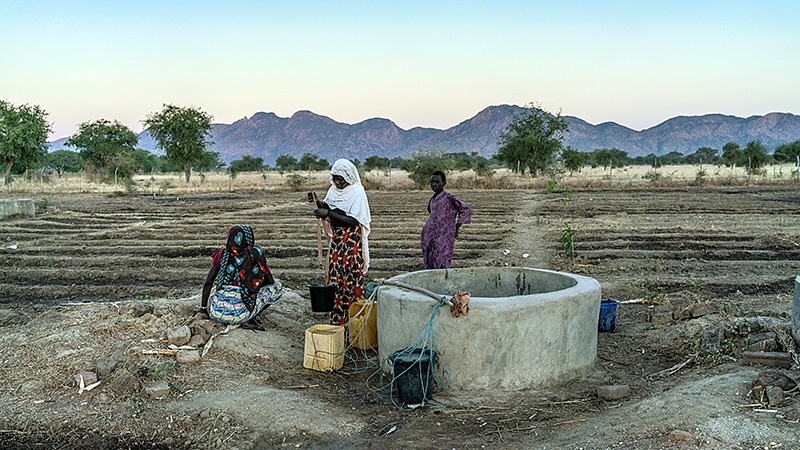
top-left (404, 149), bottom-right (454, 189)
top-left (285, 174), bottom-right (309, 191)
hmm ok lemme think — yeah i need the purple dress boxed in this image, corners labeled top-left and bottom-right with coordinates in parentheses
top-left (420, 191), bottom-right (472, 269)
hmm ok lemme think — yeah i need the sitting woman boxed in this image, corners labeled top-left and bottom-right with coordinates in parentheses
top-left (201, 225), bottom-right (282, 330)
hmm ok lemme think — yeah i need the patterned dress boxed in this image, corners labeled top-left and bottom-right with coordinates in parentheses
top-left (327, 224), bottom-right (365, 326)
top-left (420, 191), bottom-right (472, 269)
top-left (206, 225), bottom-right (282, 325)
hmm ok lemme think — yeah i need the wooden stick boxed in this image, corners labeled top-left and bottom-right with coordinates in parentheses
top-left (317, 218), bottom-right (323, 265)
top-left (325, 240), bottom-right (330, 282)
top-left (142, 349), bottom-right (179, 355)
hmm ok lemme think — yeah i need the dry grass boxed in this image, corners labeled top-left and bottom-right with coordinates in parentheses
top-left (5, 163), bottom-right (799, 196)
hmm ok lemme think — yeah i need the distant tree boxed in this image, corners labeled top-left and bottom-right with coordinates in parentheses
top-left (446, 152), bottom-right (474, 171)
top-left (495, 102), bottom-right (569, 177)
top-left (683, 147), bottom-right (719, 165)
top-left (128, 148), bottom-right (159, 174)
top-left (660, 151), bottom-right (685, 165)
top-left (229, 155), bottom-right (264, 175)
top-left (275, 154), bottom-right (298, 173)
top-left (298, 153), bottom-right (330, 171)
top-left (405, 148), bottom-right (454, 188)
top-left (106, 153), bottom-right (139, 181)
top-left (641, 153), bottom-right (660, 168)
top-left (363, 155), bottom-right (391, 171)
top-left (389, 156), bottom-right (406, 168)
top-left (44, 149), bottom-right (84, 176)
top-left (561, 147), bottom-right (588, 175)
top-left (593, 148), bottom-right (614, 170)
top-left (66, 119), bottom-right (138, 175)
top-left (157, 155), bottom-right (183, 173)
top-left (773, 140), bottom-right (800, 164)
top-left (143, 104), bottom-right (213, 183)
top-left (742, 140), bottom-right (769, 174)
top-left (0, 100), bottom-right (52, 185)
top-left (471, 152), bottom-right (494, 177)
top-left (721, 142), bottom-right (743, 167)
top-left (591, 148), bottom-right (627, 169)
top-left (194, 150), bottom-right (225, 172)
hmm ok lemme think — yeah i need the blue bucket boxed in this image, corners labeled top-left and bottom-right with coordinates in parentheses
top-left (598, 299), bottom-right (619, 332)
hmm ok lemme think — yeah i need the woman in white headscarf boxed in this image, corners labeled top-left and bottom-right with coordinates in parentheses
top-left (309, 159), bottom-right (372, 327)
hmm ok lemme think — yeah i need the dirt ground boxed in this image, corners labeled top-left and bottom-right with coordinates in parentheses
top-left (1, 182), bottom-right (800, 449)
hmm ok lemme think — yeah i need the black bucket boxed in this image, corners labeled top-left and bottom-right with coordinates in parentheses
top-left (392, 348), bottom-right (436, 404)
top-left (309, 283), bottom-right (336, 312)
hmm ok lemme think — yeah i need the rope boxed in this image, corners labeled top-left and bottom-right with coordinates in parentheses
top-left (364, 279), bottom-right (460, 410)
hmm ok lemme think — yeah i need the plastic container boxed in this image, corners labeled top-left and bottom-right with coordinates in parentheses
top-left (598, 299), bottom-right (619, 332)
top-left (348, 299), bottom-right (378, 350)
top-left (392, 348), bottom-right (435, 404)
top-left (303, 324), bottom-right (344, 372)
top-left (309, 283), bottom-right (336, 312)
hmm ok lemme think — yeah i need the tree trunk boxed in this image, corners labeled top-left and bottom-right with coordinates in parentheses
top-left (183, 163), bottom-right (191, 183)
top-left (3, 160), bottom-right (14, 186)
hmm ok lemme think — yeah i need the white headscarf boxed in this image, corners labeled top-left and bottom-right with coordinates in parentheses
top-left (324, 159), bottom-right (372, 272)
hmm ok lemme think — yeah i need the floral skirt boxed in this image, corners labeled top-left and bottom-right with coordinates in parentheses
top-left (209, 282), bottom-right (282, 325)
top-left (328, 226), bottom-right (364, 327)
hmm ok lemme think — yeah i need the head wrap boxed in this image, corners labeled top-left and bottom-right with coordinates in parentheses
top-left (214, 224), bottom-right (270, 311)
top-left (324, 159), bottom-right (372, 271)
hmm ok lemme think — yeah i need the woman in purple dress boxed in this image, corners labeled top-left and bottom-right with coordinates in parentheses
top-left (420, 171), bottom-right (472, 269)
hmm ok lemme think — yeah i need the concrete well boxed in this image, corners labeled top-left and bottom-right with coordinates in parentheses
top-left (377, 267), bottom-right (602, 390)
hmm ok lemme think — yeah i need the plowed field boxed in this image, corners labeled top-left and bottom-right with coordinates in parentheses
top-left (1, 184), bottom-right (799, 449)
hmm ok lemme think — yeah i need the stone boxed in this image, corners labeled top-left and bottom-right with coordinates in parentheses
top-left (766, 385), bottom-right (785, 406)
top-left (244, 372), bottom-right (270, 384)
top-left (669, 430), bottom-right (695, 442)
top-left (175, 303), bottom-right (199, 318)
top-left (188, 323), bottom-right (211, 346)
top-left (20, 380), bottom-right (44, 393)
top-left (650, 312), bottom-right (673, 325)
top-left (176, 349), bottom-right (201, 364)
top-left (673, 307), bottom-right (692, 321)
top-left (750, 338), bottom-right (778, 353)
top-left (167, 325), bottom-right (191, 346)
top-left (691, 303), bottom-right (717, 318)
top-left (741, 351), bottom-right (793, 368)
top-left (745, 317), bottom-right (761, 333)
top-left (755, 370), bottom-right (798, 391)
top-left (596, 385), bottom-right (631, 400)
top-left (128, 302), bottom-right (153, 317)
top-left (95, 357), bottom-right (118, 378)
top-left (702, 325), bottom-right (729, 353)
top-left (202, 320), bottom-right (227, 335)
top-left (143, 380), bottom-right (170, 399)
top-left (153, 303), bottom-right (172, 317)
top-left (74, 371), bottom-right (97, 387)
top-left (110, 370), bottom-right (140, 396)
top-left (188, 333), bottom-right (208, 347)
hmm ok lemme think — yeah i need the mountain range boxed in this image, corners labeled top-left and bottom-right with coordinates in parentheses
top-left (50, 105), bottom-right (800, 165)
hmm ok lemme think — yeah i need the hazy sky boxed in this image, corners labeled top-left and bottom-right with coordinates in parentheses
top-left (3, 0), bottom-right (798, 140)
